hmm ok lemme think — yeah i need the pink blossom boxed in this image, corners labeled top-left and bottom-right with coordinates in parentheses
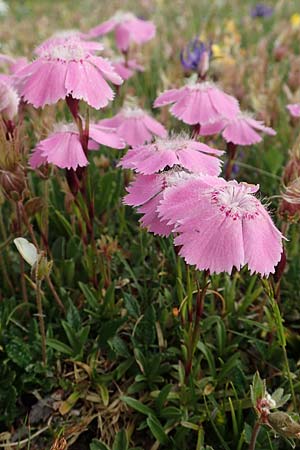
top-left (286, 103), bottom-right (300, 118)
top-left (124, 170), bottom-right (194, 236)
top-left (158, 176), bottom-right (283, 276)
top-left (118, 134), bottom-right (223, 175)
top-left (154, 80), bottom-right (239, 125)
top-left (0, 53), bottom-right (28, 74)
top-left (30, 123), bottom-right (125, 170)
top-left (17, 37), bottom-right (123, 109)
top-left (200, 112), bottom-right (276, 145)
top-left (99, 102), bottom-right (167, 147)
top-left (0, 79), bottom-right (19, 120)
top-left (112, 58), bottom-right (144, 80)
top-left (86, 11), bottom-right (156, 52)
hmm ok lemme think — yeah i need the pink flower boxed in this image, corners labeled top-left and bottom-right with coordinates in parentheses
top-left (200, 112), bottom-right (276, 145)
top-left (112, 58), bottom-right (144, 80)
top-left (0, 53), bottom-right (28, 74)
top-left (30, 123), bottom-right (125, 170)
top-left (99, 101), bottom-right (167, 147)
top-left (154, 80), bottom-right (239, 125)
top-left (286, 104), bottom-right (300, 118)
top-left (17, 37), bottom-right (123, 109)
top-left (86, 11), bottom-right (156, 52)
top-left (0, 80), bottom-right (19, 120)
top-left (118, 134), bottom-right (223, 175)
top-left (158, 176), bottom-right (283, 276)
top-left (124, 170), bottom-right (194, 236)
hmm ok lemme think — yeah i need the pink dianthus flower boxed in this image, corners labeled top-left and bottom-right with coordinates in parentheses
top-left (158, 176), bottom-right (283, 276)
top-left (30, 123), bottom-right (125, 170)
top-left (154, 79), bottom-right (239, 126)
top-left (286, 104), bottom-right (300, 118)
top-left (200, 112), bottom-right (276, 145)
top-left (86, 11), bottom-right (156, 52)
top-left (118, 134), bottom-right (223, 175)
top-left (17, 37), bottom-right (123, 109)
top-left (99, 100), bottom-right (167, 147)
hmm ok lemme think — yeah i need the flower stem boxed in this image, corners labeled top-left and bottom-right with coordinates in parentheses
top-left (248, 421), bottom-right (261, 450)
top-left (185, 271), bottom-right (209, 382)
top-left (225, 142), bottom-right (238, 180)
top-left (35, 279), bottom-right (47, 365)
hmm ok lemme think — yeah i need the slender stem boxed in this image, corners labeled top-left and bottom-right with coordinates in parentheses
top-left (248, 421), bottom-right (261, 450)
top-left (45, 274), bottom-right (66, 314)
top-left (16, 201), bottom-right (28, 303)
top-left (225, 142), bottom-right (238, 180)
top-left (35, 279), bottom-right (47, 365)
top-left (185, 271), bottom-right (210, 381)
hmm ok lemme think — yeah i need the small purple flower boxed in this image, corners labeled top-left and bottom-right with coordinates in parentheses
top-left (251, 4), bottom-right (273, 18)
top-left (180, 39), bottom-right (211, 74)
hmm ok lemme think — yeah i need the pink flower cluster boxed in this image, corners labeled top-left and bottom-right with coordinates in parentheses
top-left (154, 76), bottom-right (276, 146)
top-left (117, 70), bottom-right (283, 277)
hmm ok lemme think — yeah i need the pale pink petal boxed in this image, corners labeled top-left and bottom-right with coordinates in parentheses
top-left (89, 56), bottom-right (123, 85)
top-left (87, 19), bottom-right (117, 38)
top-left (97, 114), bottom-right (123, 128)
top-left (115, 24), bottom-right (131, 51)
top-left (21, 61), bottom-right (66, 107)
top-left (222, 120), bottom-right (262, 145)
top-left (38, 132), bottom-right (88, 170)
top-left (65, 60), bottom-right (114, 108)
top-left (154, 88), bottom-right (185, 107)
top-left (113, 62), bottom-right (133, 80)
top-left (126, 18), bottom-right (156, 45)
top-left (118, 118), bottom-right (153, 146)
top-left (177, 148), bottom-right (222, 175)
top-left (199, 120), bottom-right (225, 136)
top-left (246, 117), bottom-right (276, 136)
top-left (243, 206), bottom-right (283, 276)
top-left (124, 174), bottom-right (163, 205)
top-left (208, 88), bottom-right (239, 120)
top-left (89, 124), bottom-right (125, 149)
top-left (158, 176), bottom-right (227, 226)
top-left (29, 146), bottom-right (47, 168)
top-left (175, 210), bottom-right (245, 273)
top-left (142, 115), bottom-right (167, 138)
top-left (287, 103), bottom-right (300, 117)
top-left (138, 194), bottom-right (172, 236)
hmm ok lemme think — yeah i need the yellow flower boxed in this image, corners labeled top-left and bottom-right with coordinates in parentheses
top-left (212, 44), bottom-right (222, 58)
top-left (290, 13), bottom-right (300, 28)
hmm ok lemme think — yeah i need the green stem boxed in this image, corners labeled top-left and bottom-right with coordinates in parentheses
top-left (35, 279), bottom-right (47, 365)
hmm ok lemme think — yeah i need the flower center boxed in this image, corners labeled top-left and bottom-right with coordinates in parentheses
top-left (113, 11), bottom-right (135, 23)
top-left (41, 41), bottom-right (86, 62)
top-left (210, 183), bottom-right (260, 220)
top-left (154, 137), bottom-right (187, 152)
top-left (122, 106), bottom-right (145, 118)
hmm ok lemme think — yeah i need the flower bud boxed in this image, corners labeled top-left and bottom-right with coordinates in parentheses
top-left (0, 80), bottom-right (19, 120)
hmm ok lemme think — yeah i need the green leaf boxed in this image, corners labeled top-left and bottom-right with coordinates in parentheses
top-left (250, 371), bottom-right (266, 408)
top-left (197, 342), bottom-right (216, 378)
top-left (79, 282), bottom-right (98, 309)
top-left (46, 338), bottom-right (73, 356)
top-left (121, 396), bottom-right (154, 416)
top-left (90, 439), bottom-right (110, 450)
top-left (146, 415), bottom-right (170, 445)
top-left (6, 338), bottom-right (32, 368)
top-left (113, 430), bottom-right (128, 450)
top-left (155, 384), bottom-right (172, 411)
top-left (53, 209), bottom-right (73, 237)
top-left (123, 293), bottom-right (140, 318)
